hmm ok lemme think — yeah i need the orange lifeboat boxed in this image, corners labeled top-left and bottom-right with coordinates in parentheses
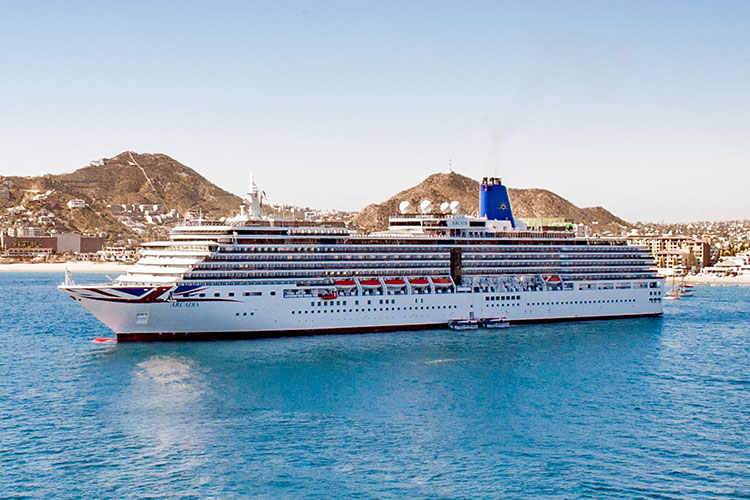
top-left (359, 278), bottom-right (382, 288)
top-left (543, 275), bottom-right (562, 283)
top-left (334, 279), bottom-right (356, 289)
top-left (431, 277), bottom-right (453, 288)
top-left (384, 278), bottom-right (406, 288)
top-left (322, 290), bottom-right (338, 300)
top-left (409, 277), bottom-right (430, 288)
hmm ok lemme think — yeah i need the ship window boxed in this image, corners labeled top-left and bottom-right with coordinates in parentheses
top-left (311, 301), bottom-right (315, 306)
top-left (199, 293), bottom-right (205, 297)
top-left (270, 291), bottom-right (276, 296)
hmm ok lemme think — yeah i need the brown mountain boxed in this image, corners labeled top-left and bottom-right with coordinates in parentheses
top-left (352, 171), bottom-right (631, 234)
top-left (8, 152), bottom-right (241, 213)
top-left (1, 155), bottom-right (630, 239)
top-left (0, 152), bottom-right (243, 237)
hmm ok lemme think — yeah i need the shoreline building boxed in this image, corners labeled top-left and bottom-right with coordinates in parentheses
top-left (702, 252), bottom-right (750, 276)
top-left (1, 230), bottom-right (106, 258)
top-left (627, 234), bottom-right (711, 275)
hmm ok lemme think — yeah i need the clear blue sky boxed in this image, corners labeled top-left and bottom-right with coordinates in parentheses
top-left (1, 1), bottom-right (748, 222)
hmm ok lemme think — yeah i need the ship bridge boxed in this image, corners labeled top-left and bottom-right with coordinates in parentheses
top-left (386, 213), bottom-right (575, 240)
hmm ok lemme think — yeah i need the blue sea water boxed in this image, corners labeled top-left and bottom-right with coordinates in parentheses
top-left (1, 273), bottom-right (749, 499)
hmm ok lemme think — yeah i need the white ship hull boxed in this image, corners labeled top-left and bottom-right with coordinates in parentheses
top-left (59, 175), bottom-right (665, 341)
top-left (62, 280), bottom-right (663, 341)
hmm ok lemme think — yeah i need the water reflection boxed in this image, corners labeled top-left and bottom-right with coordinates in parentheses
top-left (99, 353), bottom-right (214, 495)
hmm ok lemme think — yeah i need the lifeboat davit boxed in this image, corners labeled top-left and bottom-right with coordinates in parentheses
top-left (409, 277), bottom-right (430, 288)
top-left (431, 277), bottom-right (453, 288)
top-left (359, 278), bottom-right (382, 288)
top-left (334, 279), bottom-right (356, 289)
top-left (384, 278), bottom-right (406, 288)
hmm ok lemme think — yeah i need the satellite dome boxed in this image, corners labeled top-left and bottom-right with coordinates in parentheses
top-left (399, 201), bottom-right (411, 214)
top-left (419, 200), bottom-right (433, 213)
top-left (449, 201), bottom-right (461, 214)
top-left (440, 202), bottom-right (450, 213)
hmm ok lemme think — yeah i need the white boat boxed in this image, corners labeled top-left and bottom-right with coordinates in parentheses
top-left (481, 318), bottom-right (510, 329)
top-left (449, 319), bottom-right (479, 330)
top-left (678, 283), bottom-right (695, 296)
top-left (59, 176), bottom-right (664, 341)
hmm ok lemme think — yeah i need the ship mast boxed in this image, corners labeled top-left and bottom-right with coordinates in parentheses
top-left (245, 174), bottom-right (263, 220)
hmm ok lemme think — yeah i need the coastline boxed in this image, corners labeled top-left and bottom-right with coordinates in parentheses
top-left (669, 274), bottom-right (750, 285)
top-left (0, 262), bottom-right (129, 273)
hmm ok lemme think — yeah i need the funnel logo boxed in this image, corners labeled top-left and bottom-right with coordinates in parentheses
top-left (499, 202), bottom-right (508, 210)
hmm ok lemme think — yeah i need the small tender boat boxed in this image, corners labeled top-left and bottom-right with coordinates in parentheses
top-left (481, 317), bottom-right (509, 329)
top-left (448, 319), bottom-right (479, 330)
top-left (679, 284), bottom-right (695, 296)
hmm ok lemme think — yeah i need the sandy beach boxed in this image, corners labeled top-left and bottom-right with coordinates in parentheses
top-left (0, 261), bottom-right (129, 273)
top-left (676, 274), bottom-right (750, 285)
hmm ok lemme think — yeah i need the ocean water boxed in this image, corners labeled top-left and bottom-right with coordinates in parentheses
top-left (1, 273), bottom-right (749, 499)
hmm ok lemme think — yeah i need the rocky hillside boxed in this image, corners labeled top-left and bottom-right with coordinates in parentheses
top-left (352, 171), bottom-right (631, 234)
top-left (1, 155), bottom-right (630, 239)
top-left (2, 152), bottom-right (242, 214)
top-left (0, 152), bottom-right (244, 238)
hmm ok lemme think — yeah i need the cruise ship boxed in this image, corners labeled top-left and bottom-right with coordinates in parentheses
top-left (60, 177), bottom-right (663, 341)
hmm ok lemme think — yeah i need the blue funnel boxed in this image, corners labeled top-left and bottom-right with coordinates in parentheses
top-left (480, 177), bottom-right (515, 227)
